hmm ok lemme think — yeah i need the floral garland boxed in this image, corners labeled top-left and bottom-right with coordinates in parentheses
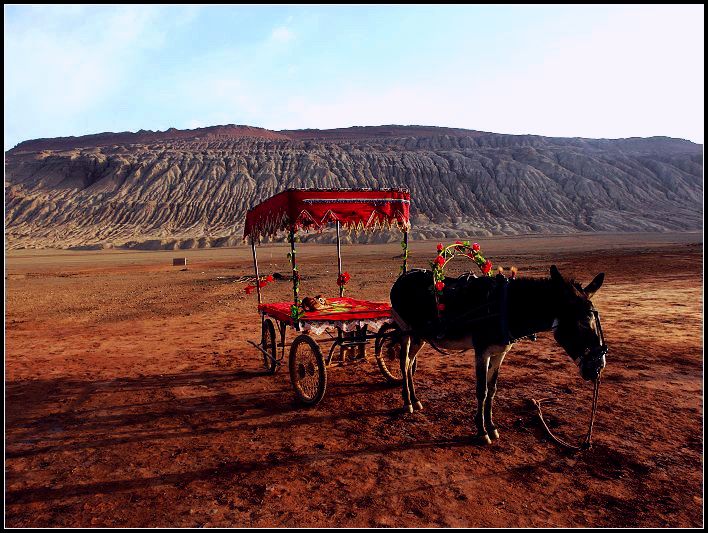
top-left (399, 238), bottom-right (409, 275)
top-left (244, 275), bottom-right (274, 295)
top-left (287, 244), bottom-right (304, 321)
top-left (432, 240), bottom-right (514, 318)
top-left (337, 271), bottom-right (351, 295)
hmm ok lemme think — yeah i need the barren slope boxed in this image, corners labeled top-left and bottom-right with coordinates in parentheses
top-left (5, 125), bottom-right (702, 249)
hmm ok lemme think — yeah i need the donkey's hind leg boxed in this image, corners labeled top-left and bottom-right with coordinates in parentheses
top-left (399, 335), bottom-right (414, 413)
top-left (407, 340), bottom-right (425, 411)
top-left (484, 345), bottom-right (512, 440)
top-left (473, 349), bottom-right (492, 445)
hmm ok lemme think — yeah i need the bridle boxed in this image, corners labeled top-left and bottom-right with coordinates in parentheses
top-left (584, 309), bottom-right (608, 371)
top-left (533, 309), bottom-right (606, 451)
top-left (552, 310), bottom-right (607, 367)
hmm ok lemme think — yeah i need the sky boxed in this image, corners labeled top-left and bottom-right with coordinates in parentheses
top-left (4, 5), bottom-right (705, 150)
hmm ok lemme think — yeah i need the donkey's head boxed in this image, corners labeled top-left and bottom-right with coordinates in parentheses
top-left (550, 265), bottom-right (607, 382)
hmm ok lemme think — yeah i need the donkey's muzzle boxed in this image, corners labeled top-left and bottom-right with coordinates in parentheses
top-left (581, 344), bottom-right (607, 381)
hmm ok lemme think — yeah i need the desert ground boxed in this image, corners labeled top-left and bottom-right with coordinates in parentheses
top-left (5, 232), bottom-right (703, 527)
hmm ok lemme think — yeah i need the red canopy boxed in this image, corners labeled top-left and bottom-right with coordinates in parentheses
top-left (243, 188), bottom-right (411, 240)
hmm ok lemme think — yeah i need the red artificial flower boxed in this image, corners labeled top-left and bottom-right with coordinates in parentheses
top-left (265, 275), bottom-right (274, 283)
top-left (437, 303), bottom-right (446, 311)
top-left (258, 280), bottom-right (267, 288)
top-left (244, 285), bottom-right (255, 294)
top-left (435, 281), bottom-right (445, 291)
top-left (482, 259), bottom-right (493, 274)
top-left (337, 272), bottom-right (351, 286)
top-left (472, 242), bottom-right (481, 252)
top-left (437, 243), bottom-right (443, 252)
top-left (434, 255), bottom-right (445, 266)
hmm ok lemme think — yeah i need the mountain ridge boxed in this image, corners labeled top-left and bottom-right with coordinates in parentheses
top-left (5, 124), bottom-right (703, 250)
top-left (9, 124), bottom-right (701, 153)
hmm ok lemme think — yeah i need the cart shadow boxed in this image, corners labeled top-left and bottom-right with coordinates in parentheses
top-left (6, 369), bottom-right (285, 447)
top-left (5, 368), bottom-right (407, 461)
top-left (5, 367), bottom-right (595, 511)
top-left (5, 434), bottom-right (501, 506)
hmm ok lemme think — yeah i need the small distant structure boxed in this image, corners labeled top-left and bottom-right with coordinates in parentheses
top-left (173, 257), bottom-right (187, 267)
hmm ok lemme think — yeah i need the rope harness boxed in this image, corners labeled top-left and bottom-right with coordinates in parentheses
top-left (531, 310), bottom-right (607, 451)
top-left (424, 275), bottom-right (538, 356)
top-left (531, 376), bottom-right (601, 451)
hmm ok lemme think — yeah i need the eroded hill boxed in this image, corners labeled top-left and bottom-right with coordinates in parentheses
top-left (5, 124), bottom-right (703, 249)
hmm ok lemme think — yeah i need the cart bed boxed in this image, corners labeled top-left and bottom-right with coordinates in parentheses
top-left (258, 297), bottom-right (391, 324)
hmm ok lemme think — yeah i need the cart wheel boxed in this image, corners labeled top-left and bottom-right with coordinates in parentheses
top-left (375, 323), bottom-right (405, 384)
top-left (289, 334), bottom-right (327, 406)
top-left (261, 319), bottom-right (277, 374)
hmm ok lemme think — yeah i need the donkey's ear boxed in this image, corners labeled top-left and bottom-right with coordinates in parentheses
top-left (584, 273), bottom-right (605, 298)
top-left (550, 265), bottom-right (563, 283)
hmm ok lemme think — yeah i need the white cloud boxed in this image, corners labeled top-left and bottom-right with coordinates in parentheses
top-left (4, 6), bottom-right (193, 148)
top-left (186, 119), bottom-right (209, 129)
top-left (263, 6), bottom-right (704, 142)
top-left (270, 26), bottom-right (295, 44)
top-left (4, 5), bottom-right (702, 148)
top-left (466, 5), bottom-right (705, 141)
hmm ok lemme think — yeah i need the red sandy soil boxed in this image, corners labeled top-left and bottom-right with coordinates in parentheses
top-left (5, 233), bottom-right (703, 527)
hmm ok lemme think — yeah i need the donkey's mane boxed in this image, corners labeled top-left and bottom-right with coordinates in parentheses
top-left (509, 276), bottom-right (556, 305)
top-left (512, 274), bottom-right (585, 296)
top-left (510, 276), bottom-right (554, 292)
top-left (570, 280), bottom-right (585, 292)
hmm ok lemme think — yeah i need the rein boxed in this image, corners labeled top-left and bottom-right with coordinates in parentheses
top-left (531, 375), bottom-right (601, 451)
top-left (531, 310), bottom-right (607, 451)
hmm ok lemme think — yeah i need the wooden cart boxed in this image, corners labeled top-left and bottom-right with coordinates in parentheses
top-left (244, 188), bottom-right (411, 406)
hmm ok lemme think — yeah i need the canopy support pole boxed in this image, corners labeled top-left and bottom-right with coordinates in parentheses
top-left (336, 220), bottom-right (343, 297)
top-left (289, 228), bottom-right (299, 305)
top-left (402, 230), bottom-right (409, 274)
top-left (250, 237), bottom-right (262, 310)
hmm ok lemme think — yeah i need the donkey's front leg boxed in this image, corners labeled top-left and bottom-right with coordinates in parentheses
top-left (399, 335), bottom-right (414, 413)
top-left (473, 350), bottom-right (491, 444)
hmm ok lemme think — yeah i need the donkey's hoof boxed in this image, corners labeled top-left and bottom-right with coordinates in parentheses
top-left (472, 433), bottom-right (492, 445)
top-left (488, 429), bottom-right (500, 441)
top-left (402, 404), bottom-right (414, 414)
top-left (414, 401), bottom-right (424, 411)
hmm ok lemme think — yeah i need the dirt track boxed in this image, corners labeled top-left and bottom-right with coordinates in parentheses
top-left (5, 233), bottom-right (703, 527)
